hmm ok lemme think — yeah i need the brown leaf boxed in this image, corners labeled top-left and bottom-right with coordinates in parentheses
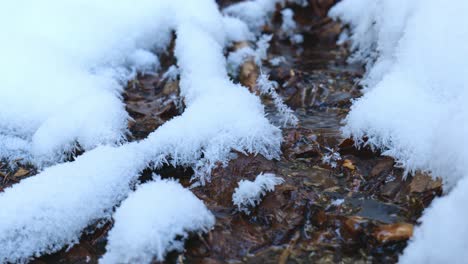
top-left (370, 158), bottom-right (394, 177)
top-left (373, 223), bottom-right (413, 243)
top-left (342, 159), bottom-right (355, 170)
top-left (233, 41), bottom-right (259, 92)
top-left (409, 172), bottom-right (442, 193)
top-left (239, 59), bottom-right (258, 92)
top-left (343, 216), bottom-right (368, 236)
top-left (13, 168), bottom-right (29, 178)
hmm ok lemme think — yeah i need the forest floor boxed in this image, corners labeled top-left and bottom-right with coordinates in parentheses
top-left (0, 1), bottom-right (442, 263)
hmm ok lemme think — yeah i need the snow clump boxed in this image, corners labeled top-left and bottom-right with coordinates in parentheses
top-left (100, 179), bottom-right (215, 264)
top-left (232, 173), bottom-right (284, 214)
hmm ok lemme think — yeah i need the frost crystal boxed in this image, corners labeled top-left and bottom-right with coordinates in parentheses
top-left (232, 173), bottom-right (284, 214)
top-left (322, 147), bottom-right (342, 168)
top-left (256, 73), bottom-right (298, 127)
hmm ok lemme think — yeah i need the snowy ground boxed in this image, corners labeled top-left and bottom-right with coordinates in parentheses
top-left (0, 0), bottom-right (286, 262)
top-left (331, 0), bottom-right (468, 262)
top-left (0, 0), bottom-right (464, 263)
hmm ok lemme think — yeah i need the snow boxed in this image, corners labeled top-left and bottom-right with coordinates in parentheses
top-left (330, 0), bottom-right (468, 262)
top-left (224, 0), bottom-right (283, 32)
top-left (162, 65), bottom-right (180, 82)
top-left (226, 36), bottom-right (297, 128)
top-left (256, 73), bottom-right (298, 126)
top-left (0, 144), bottom-right (145, 263)
top-left (227, 34), bottom-right (272, 77)
top-left (281, 8), bottom-right (297, 32)
top-left (269, 56), bottom-right (286, 66)
top-left (0, 0), bottom-right (265, 166)
top-left (100, 179), bottom-right (215, 264)
top-left (223, 16), bottom-right (255, 43)
top-left (280, 8), bottom-right (303, 44)
top-left (399, 176), bottom-right (468, 264)
top-left (0, 0), bottom-right (283, 262)
top-left (331, 198), bottom-right (345, 207)
top-left (232, 173), bottom-right (284, 214)
top-left (0, 0), bottom-right (174, 165)
top-left (322, 147), bottom-right (341, 168)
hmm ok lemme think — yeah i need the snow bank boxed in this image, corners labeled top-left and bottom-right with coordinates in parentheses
top-left (101, 179), bottom-right (214, 264)
top-left (0, 0), bottom-right (262, 165)
top-left (233, 173), bottom-right (284, 214)
top-left (0, 0), bottom-right (175, 164)
top-left (331, 0), bottom-right (468, 262)
top-left (0, 144), bottom-right (145, 263)
top-left (331, 0), bottom-right (468, 187)
top-left (0, 0), bottom-right (282, 262)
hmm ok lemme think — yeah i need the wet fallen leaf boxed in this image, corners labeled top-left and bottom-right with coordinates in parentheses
top-left (373, 223), bottom-right (413, 243)
top-left (338, 138), bottom-right (355, 149)
top-left (234, 41), bottom-right (259, 92)
top-left (343, 216), bottom-right (368, 236)
top-left (240, 60), bottom-right (258, 92)
top-left (13, 168), bottom-right (29, 178)
top-left (278, 231), bottom-right (300, 264)
top-left (342, 159), bottom-right (355, 170)
top-left (409, 172), bottom-right (442, 193)
top-left (162, 80), bottom-right (179, 95)
top-left (370, 158), bottom-right (394, 177)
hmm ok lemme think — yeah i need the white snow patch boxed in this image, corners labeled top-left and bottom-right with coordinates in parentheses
top-left (232, 173), bottom-right (284, 214)
top-left (280, 8), bottom-right (303, 44)
top-left (269, 56), bottom-right (286, 66)
top-left (0, 0), bottom-right (176, 165)
top-left (290, 34), bottom-right (304, 44)
top-left (331, 0), bottom-right (468, 262)
top-left (331, 198), bottom-right (345, 207)
top-left (224, 0), bottom-right (284, 32)
top-left (162, 65), bottom-right (180, 82)
top-left (227, 46), bottom-right (257, 77)
top-left (223, 16), bottom-right (255, 43)
top-left (0, 0), bottom-right (282, 262)
top-left (227, 34), bottom-right (273, 76)
top-left (100, 179), bottom-right (215, 264)
top-left (281, 8), bottom-right (297, 32)
top-left (0, 144), bottom-right (145, 263)
top-left (127, 49), bottom-right (160, 75)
